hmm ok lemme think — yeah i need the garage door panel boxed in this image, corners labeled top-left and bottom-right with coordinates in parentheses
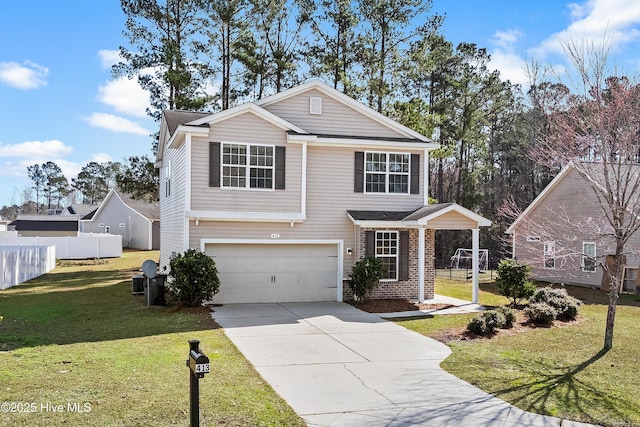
top-left (206, 243), bottom-right (339, 304)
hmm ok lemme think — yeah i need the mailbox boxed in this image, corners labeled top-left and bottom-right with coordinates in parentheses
top-left (188, 349), bottom-right (210, 378)
top-left (186, 340), bottom-right (209, 378)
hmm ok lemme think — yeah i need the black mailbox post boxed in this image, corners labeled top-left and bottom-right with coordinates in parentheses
top-left (186, 340), bottom-right (209, 427)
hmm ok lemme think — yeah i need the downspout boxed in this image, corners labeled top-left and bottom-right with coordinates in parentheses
top-left (184, 133), bottom-right (192, 251)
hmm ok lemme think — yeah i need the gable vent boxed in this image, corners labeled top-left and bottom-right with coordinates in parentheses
top-left (309, 96), bottom-right (323, 115)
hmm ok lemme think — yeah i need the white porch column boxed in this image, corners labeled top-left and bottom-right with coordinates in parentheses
top-left (418, 227), bottom-right (425, 303)
top-left (472, 228), bottom-right (479, 304)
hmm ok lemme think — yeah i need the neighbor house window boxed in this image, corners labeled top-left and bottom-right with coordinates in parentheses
top-left (376, 231), bottom-right (398, 280)
top-left (543, 241), bottom-right (555, 269)
top-left (582, 242), bottom-right (597, 272)
top-left (222, 143), bottom-right (274, 189)
top-left (365, 152), bottom-right (410, 194)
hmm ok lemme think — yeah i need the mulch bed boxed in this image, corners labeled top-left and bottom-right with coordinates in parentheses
top-left (348, 298), bottom-right (453, 313)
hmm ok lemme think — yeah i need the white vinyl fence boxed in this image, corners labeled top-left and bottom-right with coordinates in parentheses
top-left (0, 245), bottom-right (56, 290)
top-left (0, 233), bottom-right (122, 260)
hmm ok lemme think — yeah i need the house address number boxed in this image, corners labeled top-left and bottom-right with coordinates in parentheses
top-left (195, 364), bottom-right (210, 374)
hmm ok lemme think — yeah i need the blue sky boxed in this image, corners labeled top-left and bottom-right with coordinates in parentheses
top-left (2, 0), bottom-right (640, 209)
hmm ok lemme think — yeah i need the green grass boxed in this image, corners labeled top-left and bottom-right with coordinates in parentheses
top-left (0, 250), bottom-right (304, 427)
top-left (397, 278), bottom-right (640, 427)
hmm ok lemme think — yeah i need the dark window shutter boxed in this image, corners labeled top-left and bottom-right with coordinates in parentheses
top-left (209, 142), bottom-right (221, 187)
top-left (275, 146), bottom-right (286, 190)
top-left (365, 231), bottom-right (375, 256)
top-left (399, 231), bottom-right (410, 281)
top-left (354, 151), bottom-right (364, 192)
top-left (410, 154), bottom-right (420, 194)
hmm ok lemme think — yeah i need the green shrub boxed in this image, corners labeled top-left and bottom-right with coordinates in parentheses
top-left (495, 259), bottom-right (536, 306)
top-left (168, 249), bottom-right (220, 307)
top-left (348, 256), bottom-right (385, 303)
top-left (496, 306), bottom-right (517, 328)
top-left (530, 287), bottom-right (582, 321)
top-left (467, 310), bottom-right (508, 336)
top-left (524, 302), bottom-right (557, 326)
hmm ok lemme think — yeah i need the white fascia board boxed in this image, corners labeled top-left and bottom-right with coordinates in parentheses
top-left (187, 210), bottom-right (306, 223)
top-left (311, 137), bottom-right (439, 151)
top-left (418, 204), bottom-right (492, 228)
top-left (255, 79), bottom-right (433, 142)
top-left (505, 163), bottom-right (573, 234)
top-left (168, 126), bottom-right (209, 149)
top-left (187, 103), bottom-right (308, 135)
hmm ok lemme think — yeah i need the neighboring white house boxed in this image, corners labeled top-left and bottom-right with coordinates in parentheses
top-left (0, 215), bottom-right (9, 232)
top-left (156, 79), bottom-right (491, 304)
top-left (82, 189), bottom-right (159, 250)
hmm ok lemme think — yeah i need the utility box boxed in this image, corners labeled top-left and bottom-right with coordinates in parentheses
top-left (132, 275), bottom-right (144, 295)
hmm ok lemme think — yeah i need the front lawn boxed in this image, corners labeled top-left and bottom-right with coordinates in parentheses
top-left (397, 279), bottom-right (640, 427)
top-left (0, 250), bottom-right (304, 427)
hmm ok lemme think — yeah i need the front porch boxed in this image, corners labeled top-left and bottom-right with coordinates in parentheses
top-left (347, 203), bottom-right (492, 303)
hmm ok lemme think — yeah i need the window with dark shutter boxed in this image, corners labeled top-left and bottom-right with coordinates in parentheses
top-left (209, 142), bottom-right (221, 187)
top-left (354, 151), bottom-right (364, 192)
top-left (275, 146), bottom-right (286, 190)
top-left (398, 231), bottom-right (409, 281)
top-left (410, 154), bottom-right (420, 194)
top-left (365, 230), bottom-right (375, 256)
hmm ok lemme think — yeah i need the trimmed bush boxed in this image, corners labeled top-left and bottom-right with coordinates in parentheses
top-left (524, 302), bottom-right (557, 326)
top-left (530, 287), bottom-right (582, 321)
top-left (495, 259), bottom-right (536, 306)
top-left (168, 249), bottom-right (220, 307)
top-left (467, 310), bottom-right (509, 336)
top-left (496, 306), bottom-right (517, 328)
top-left (348, 256), bottom-right (386, 303)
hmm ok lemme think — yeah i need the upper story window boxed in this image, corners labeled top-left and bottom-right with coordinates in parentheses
top-left (222, 143), bottom-right (274, 189)
top-left (365, 152), bottom-right (410, 194)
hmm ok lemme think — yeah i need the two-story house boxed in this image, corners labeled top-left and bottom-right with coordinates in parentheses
top-left (156, 80), bottom-right (491, 304)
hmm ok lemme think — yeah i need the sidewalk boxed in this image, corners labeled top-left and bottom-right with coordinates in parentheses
top-left (377, 294), bottom-right (485, 319)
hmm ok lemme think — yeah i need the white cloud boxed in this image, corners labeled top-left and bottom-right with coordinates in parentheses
top-left (493, 29), bottom-right (524, 49)
top-left (0, 139), bottom-right (73, 158)
top-left (0, 60), bottom-right (49, 89)
top-left (489, 50), bottom-right (529, 86)
top-left (97, 77), bottom-right (150, 118)
top-left (97, 49), bottom-right (121, 69)
top-left (536, 0), bottom-right (640, 57)
top-left (84, 112), bottom-right (151, 136)
top-left (91, 152), bottom-right (113, 163)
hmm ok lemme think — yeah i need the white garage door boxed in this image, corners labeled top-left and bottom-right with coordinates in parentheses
top-left (205, 243), bottom-right (339, 303)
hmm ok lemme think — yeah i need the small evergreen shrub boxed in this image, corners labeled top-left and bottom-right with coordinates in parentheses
top-left (466, 310), bottom-right (510, 336)
top-left (348, 256), bottom-right (386, 303)
top-left (495, 259), bottom-right (536, 306)
top-left (496, 306), bottom-right (517, 328)
top-left (530, 287), bottom-right (582, 321)
top-left (524, 302), bottom-right (557, 326)
top-left (168, 249), bottom-right (220, 307)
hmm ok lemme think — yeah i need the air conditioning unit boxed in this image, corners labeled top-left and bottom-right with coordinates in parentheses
top-left (132, 275), bottom-right (144, 294)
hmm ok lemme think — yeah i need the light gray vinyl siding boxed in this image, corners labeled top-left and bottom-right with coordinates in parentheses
top-left (188, 145), bottom-right (425, 275)
top-left (512, 167), bottom-right (640, 288)
top-left (189, 113), bottom-right (302, 213)
top-left (159, 141), bottom-right (188, 269)
top-left (262, 88), bottom-right (408, 139)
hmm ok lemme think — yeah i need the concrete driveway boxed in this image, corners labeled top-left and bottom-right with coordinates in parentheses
top-left (212, 302), bottom-right (596, 427)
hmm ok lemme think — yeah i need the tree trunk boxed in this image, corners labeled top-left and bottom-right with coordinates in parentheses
top-left (604, 244), bottom-right (624, 349)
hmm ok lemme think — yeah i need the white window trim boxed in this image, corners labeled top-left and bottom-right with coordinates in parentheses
top-left (375, 230), bottom-right (399, 282)
top-left (364, 151), bottom-right (411, 195)
top-left (582, 242), bottom-right (597, 272)
top-left (543, 241), bottom-right (555, 269)
top-left (221, 142), bottom-right (275, 191)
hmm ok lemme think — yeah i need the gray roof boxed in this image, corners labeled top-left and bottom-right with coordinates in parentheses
top-left (163, 110), bottom-right (210, 135)
top-left (65, 204), bottom-right (99, 216)
top-left (113, 190), bottom-right (160, 220)
top-left (348, 204), bottom-right (454, 222)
